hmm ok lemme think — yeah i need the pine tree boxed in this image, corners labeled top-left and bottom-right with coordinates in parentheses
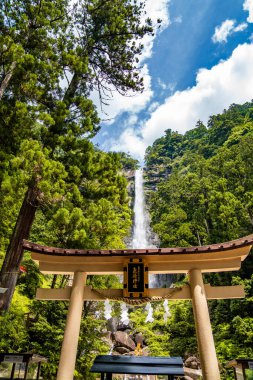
top-left (0, 0), bottom-right (154, 311)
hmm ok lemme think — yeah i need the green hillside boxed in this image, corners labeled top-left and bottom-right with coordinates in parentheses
top-left (144, 101), bottom-right (253, 378)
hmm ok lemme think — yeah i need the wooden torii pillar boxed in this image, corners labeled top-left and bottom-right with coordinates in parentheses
top-left (23, 235), bottom-right (253, 380)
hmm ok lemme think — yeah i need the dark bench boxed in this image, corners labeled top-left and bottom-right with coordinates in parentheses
top-left (90, 355), bottom-right (184, 380)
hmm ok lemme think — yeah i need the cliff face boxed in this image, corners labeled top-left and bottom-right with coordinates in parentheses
top-left (144, 165), bottom-right (171, 193)
top-left (124, 169), bottom-right (135, 201)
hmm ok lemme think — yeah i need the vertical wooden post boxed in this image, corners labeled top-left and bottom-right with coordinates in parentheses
top-left (56, 271), bottom-right (86, 380)
top-left (36, 362), bottom-right (41, 380)
top-left (10, 363), bottom-right (16, 380)
top-left (23, 361), bottom-right (29, 380)
top-left (189, 268), bottom-right (220, 380)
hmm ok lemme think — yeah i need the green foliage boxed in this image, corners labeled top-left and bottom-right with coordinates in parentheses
top-left (75, 314), bottom-right (109, 379)
top-left (145, 101), bottom-right (253, 375)
top-left (0, 0), bottom-right (151, 313)
top-left (0, 0), bottom-right (152, 375)
top-left (129, 305), bottom-right (171, 356)
top-left (1, 1), bottom-right (253, 374)
top-left (0, 291), bottom-right (30, 352)
top-left (117, 152), bottom-right (140, 170)
top-left (128, 300), bottom-right (197, 358)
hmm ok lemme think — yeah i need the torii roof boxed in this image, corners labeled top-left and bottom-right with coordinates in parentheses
top-left (23, 235), bottom-right (253, 275)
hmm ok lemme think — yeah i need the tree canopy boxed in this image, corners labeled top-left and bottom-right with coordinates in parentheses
top-left (144, 101), bottom-right (253, 377)
top-left (0, 0), bottom-right (154, 311)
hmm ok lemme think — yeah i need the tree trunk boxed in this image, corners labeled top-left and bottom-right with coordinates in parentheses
top-left (62, 73), bottom-right (80, 104)
top-left (51, 274), bottom-right (58, 288)
top-left (0, 186), bottom-right (38, 313)
top-left (0, 61), bottom-right (17, 99)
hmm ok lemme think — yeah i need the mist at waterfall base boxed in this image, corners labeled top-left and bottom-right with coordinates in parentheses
top-left (131, 169), bottom-right (172, 288)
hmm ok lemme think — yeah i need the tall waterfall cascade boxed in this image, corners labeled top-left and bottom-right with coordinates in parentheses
top-left (131, 169), bottom-right (172, 288)
top-left (131, 169), bottom-right (150, 248)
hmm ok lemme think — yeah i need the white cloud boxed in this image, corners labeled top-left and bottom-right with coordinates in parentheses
top-left (92, 64), bottom-right (153, 124)
top-left (123, 114), bottom-right (138, 128)
top-left (140, 0), bottom-right (170, 62)
top-left (212, 19), bottom-right (235, 43)
top-left (148, 101), bottom-right (160, 113)
top-left (110, 128), bottom-right (147, 160)
top-left (243, 0), bottom-right (253, 23)
top-left (157, 78), bottom-right (168, 90)
top-left (111, 43), bottom-right (253, 160)
top-left (212, 20), bottom-right (247, 43)
top-left (91, 0), bottom-right (170, 124)
top-left (234, 22), bottom-right (248, 32)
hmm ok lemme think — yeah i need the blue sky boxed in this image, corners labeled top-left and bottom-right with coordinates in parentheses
top-left (92, 0), bottom-right (253, 161)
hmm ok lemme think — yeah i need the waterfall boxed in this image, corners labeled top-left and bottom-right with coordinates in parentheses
top-left (132, 169), bottom-right (150, 248)
top-left (131, 169), bottom-right (173, 288)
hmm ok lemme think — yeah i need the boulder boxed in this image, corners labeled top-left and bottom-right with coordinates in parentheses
top-left (115, 346), bottom-right (130, 355)
top-left (183, 367), bottom-right (202, 380)
top-left (117, 322), bottom-right (132, 331)
top-left (184, 356), bottom-right (201, 369)
top-left (107, 317), bottom-right (118, 333)
top-left (134, 332), bottom-right (144, 345)
top-left (114, 331), bottom-right (136, 351)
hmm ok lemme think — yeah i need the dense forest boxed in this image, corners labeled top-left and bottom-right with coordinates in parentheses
top-left (0, 0), bottom-right (253, 379)
top-left (144, 101), bottom-right (253, 379)
top-left (0, 0), bottom-right (151, 378)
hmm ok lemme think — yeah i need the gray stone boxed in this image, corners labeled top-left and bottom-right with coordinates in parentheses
top-left (115, 346), bottom-right (130, 355)
top-left (117, 321), bottom-right (131, 331)
top-left (107, 317), bottom-right (118, 332)
top-left (134, 332), bottom-right (144, 345)
top-left (183, 367), bottom-right (202, 380)
top-left (184, 356), bottom-right (201, 369)
top-left (114, 331), bottom-right (136, 351)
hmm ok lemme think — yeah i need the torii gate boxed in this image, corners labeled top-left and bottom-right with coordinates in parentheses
top-left (23, 234), bottom-right (253, 380)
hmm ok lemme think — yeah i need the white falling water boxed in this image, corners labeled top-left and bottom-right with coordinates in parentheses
top-left (132, 169), bottom-right (150, 248)
top-left (131, 169), bottom-right (173, 289)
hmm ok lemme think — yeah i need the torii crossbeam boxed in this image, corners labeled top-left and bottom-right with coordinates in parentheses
top-left (23, 234), bottom-right (253, 380)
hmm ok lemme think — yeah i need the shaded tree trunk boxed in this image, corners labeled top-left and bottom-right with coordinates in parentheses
top-left (51, 274), bottom-right (58, 289)
top-left (0, 186), bottom-right (38, 313)
top-left (0, 61), bottom-right (17, 99)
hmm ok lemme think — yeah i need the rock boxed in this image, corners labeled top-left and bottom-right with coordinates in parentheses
top-left (115, 346), bottom-right (130, 355)
top-left (107, 317), bottom-right (118, 333)
top-left (183, 367), bottom-right (202, 380)
top-left (114, 331), bottom-right (136, 351)
top-left (112, 351), bottom-right (121, 356)
top-left (117, 322), bottom-right (131, 331)
top-left (134, 332), bottom-right (144, 345)
top-left (184, 356), bottom-right (201, 369)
